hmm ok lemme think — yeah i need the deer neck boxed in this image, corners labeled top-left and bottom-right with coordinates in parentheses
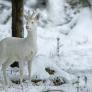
top-left (25, 29), bottom-right (37, 46)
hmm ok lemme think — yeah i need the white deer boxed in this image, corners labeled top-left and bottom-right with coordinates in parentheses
top-left (0, 10), bottom-right (39, 85)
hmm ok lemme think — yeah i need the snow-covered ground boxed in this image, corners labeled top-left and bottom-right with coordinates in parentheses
top-left (0, 0), bottom-right (92, 92)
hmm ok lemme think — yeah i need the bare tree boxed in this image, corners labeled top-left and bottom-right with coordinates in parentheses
top-left (11, 0), bottom-right (24, 67)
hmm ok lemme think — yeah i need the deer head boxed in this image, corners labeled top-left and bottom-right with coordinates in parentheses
top-left (25, 10), bottom-right (40, 30)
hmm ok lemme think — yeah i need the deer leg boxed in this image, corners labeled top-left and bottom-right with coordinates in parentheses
top-left (2, 64), bottom-right (8, 86)
top-left (2, 58), bottom-right (13, 86)
top-left (19, 61), bottom-right (24, 85)
top-left (28, 60), bottom-right (32, 82)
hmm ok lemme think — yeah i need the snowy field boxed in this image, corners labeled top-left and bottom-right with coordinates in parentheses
top-left (0, 0), bottom-right (92, 92)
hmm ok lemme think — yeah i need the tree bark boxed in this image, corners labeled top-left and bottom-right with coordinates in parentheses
top-left (11, 0), bottom-right (24, 67)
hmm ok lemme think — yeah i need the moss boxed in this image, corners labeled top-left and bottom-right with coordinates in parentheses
top-left (52, 77), bottom-right (65, 86)
top-left (11, 79), bottom-right (25, 84)
top-left (45, 67), bottom-right (55, 75)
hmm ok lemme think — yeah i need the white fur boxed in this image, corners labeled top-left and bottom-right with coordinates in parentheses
top-left (0, 12), bottom-right (38, 85)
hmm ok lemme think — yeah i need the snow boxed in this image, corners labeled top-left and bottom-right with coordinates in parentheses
top-left (60, 8), bottom-right (92, 70)
top-left (0, 0), bottom-right (92, 92)
top-left (47, 0), bottom-right (65, 25)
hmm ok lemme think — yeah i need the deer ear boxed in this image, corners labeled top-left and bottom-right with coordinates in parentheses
top-left (24, 14), bottom-right (28, 20)
top-left (24, 10), bottom-right (30, 20)
top-left (34, 9), bottom-right (40, 20)
top-left (29, 9), bottom-right (40, 20)
top-left (35, 9), bottom-right (40, 19)
top-left (35, 13), bottom-right (40, 20)
top-left (30, 10), bottom-right (36, 18)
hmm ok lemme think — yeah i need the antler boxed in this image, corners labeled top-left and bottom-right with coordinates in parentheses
top-left (31, 10), bottom-right (36, 17)
top-left (25, 9), bottom-right (39, 22)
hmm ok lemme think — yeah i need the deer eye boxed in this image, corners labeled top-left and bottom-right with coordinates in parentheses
top-left (31, 21), bottom-right (34, 24)
top-left (26, 25), bottom-right (29, 29)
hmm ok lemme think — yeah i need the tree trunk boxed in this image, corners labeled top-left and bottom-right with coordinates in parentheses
top-left (11, 0), bottom-right (24, 67)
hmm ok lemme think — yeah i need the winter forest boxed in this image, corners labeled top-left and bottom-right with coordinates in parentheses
top-left (0, 0), bottom-right (92, 92)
